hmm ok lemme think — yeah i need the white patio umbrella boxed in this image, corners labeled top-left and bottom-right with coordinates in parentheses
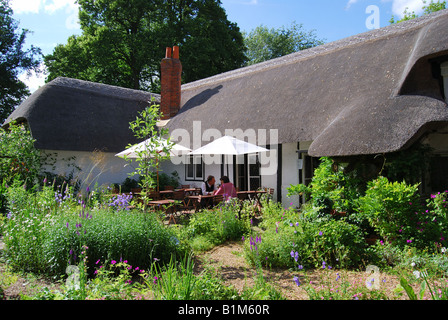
top-left (115, 138), bottom-right (191, 159)
top-left (190, 136), bottom-right (269, 156)
top-left (190, 135), bottom-right (269, 176)
top-left (116, 138), bottom-right (191, 191)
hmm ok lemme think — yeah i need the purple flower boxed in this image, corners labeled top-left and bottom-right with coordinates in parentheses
top-left (293, 276), bottom-right (301, 286)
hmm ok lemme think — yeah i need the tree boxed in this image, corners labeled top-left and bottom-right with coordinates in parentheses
top-left (389, 0), bottom-right (446, 24)
top-left (123, 100), bottom-right (174, 208)
top-left (44, 0), bottom-right (247, 91)
top-left (243, 21), bottom-right (324, 66)
top-left (0, 0), bottom-right (42, 123)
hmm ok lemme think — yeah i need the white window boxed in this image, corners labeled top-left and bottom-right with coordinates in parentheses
top-left (185, 155), bottom-right (204, 181)
top-left (442, 62), bottom-right (448, 104)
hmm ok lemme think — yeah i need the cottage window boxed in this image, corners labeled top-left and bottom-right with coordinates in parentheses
top-left (185, 155), bottom-right (204, 181)
top-left (442, 62), bottom-right (448, 104)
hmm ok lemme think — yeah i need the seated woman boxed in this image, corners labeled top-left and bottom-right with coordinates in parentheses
top-left (213, 176), bottom-right (237, 201)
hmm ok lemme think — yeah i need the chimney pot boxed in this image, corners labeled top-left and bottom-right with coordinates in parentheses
top-left (165, 47), bottom-right (172, 59)
top-left (173, 46), bottom-right (180, 59)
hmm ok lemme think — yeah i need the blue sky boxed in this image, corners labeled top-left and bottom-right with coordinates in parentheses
top-left (10, 0), bottom-right (431, 92)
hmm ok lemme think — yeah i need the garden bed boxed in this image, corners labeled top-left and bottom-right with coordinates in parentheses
top-left (0, 237), bottom-right (416, 300)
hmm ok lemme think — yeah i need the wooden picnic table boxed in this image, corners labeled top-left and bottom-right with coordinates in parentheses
top-left (147, 199), bottom-right (177, 224)
top-left (237, 190), bottom-right (267, 216)
top-left (186, 195), bottom-right (215, 212)
top-left (237, 190), bottom-right (267, 206)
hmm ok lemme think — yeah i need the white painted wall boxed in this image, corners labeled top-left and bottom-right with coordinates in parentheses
top-left (41, 149), bottom-right (136, 189)
top-left (41, 143), bottom-right (303, 208)
top-left (281, 142), bottom-right (301, 208)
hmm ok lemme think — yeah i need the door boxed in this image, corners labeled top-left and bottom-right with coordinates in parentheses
top-left (236, 154), bottom-right (261, 191)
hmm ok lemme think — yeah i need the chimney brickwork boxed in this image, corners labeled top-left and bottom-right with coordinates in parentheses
top-left (160, 46), bottom-right (182, 120)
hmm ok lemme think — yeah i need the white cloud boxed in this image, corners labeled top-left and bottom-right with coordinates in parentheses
top-left (43, 0), bottom-right (78, 15)
top-left (345, 0), bottom-right (359, 10)
top-left (10, 0), bottom-right (41, 14)
top-left (345, 0), bottom-right (426, 17)
top-left (389, 0), bottom-right (426, 17)
top-left (10, 0), bottom-right (80, 29)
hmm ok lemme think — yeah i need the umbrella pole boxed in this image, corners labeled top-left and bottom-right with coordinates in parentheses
top-left (157, 158), bottom-right (160, 192)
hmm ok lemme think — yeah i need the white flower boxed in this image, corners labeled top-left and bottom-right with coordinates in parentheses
top-left (413, 270), bottom-right (421, 279)
top-left (411, 262), bottom-right (416, 268)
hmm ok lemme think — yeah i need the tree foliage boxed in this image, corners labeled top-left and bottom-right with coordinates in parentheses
top-left (243, 21), bottom-right (324, 66)
top-left (389, 0), bottom-right (446, 24)
top-left (0, 0), bottom-right (42, 123)
top-left (44, 0), bottom-right (246, 91)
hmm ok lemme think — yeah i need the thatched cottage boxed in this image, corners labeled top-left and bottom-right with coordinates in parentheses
top-left (4, 10), bottom-right (448, 206)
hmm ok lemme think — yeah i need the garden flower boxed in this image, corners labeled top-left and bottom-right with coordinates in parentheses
top-left (293, 276), bottom-right (301, 287)
top-left (111, 260), bottom-right (117, 265)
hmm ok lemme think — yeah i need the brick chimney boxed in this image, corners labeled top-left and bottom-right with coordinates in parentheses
top-left (160, 46), bottom-right (182, 120)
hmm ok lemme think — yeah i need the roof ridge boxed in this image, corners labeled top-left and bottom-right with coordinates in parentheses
top-left (49, 77), bottom-right (160, 100)
top-left (181, 9), bottom-right (448, 91)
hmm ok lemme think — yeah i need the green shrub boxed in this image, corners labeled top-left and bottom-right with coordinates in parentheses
top-left (287, 157), bottom-right (365, 217)
top-left (245, 214), bottom-right (366, 270)
top-left (356, 176), bottom-right (444, 249)
top-left (3, 181), bottom-right (57, 273)
top-left (42, 209), bottom-right (185, 276)
top-left (300, 219), bottom-right (367, 269)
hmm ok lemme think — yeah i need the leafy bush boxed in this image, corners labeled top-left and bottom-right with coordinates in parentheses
top-left (299, 219), bottom-right (367, 269)
top-left (245, 209), bottom-right (366, 270)
top-left (0, 122), bottom-right (42, 213)
top-left (356, 176), bottom-right (444, 249)
top-left (3, 181), bottom-right (59, 272)
top-left (42, 209), bottom-right (185, 276)
top-left (287, 157), bottom-right (364, 217)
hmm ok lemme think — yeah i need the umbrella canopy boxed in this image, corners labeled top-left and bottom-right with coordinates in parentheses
top-left (115, 138), bottom-right (191, 158)
top-left (190, 136), bottom-right (269, 156)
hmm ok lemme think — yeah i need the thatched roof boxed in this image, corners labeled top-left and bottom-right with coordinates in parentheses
top-left (166, 9), bottom-right (448, 157)
top-left (4, 77), bottom-right (158, 153)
